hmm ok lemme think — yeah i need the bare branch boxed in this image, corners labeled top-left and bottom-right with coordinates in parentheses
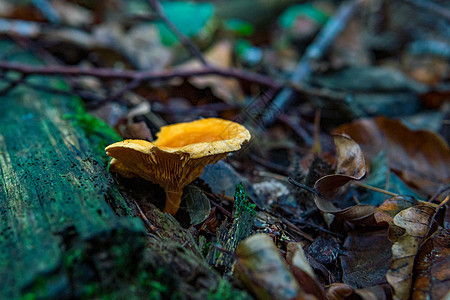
top-left (0, 61), bottom-right (280, 90)
top-left (262, 0), bottom-right (362, 126)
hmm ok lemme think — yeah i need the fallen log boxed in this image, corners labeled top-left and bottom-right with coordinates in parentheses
top-left (0, 40), bottom-right (145, 298)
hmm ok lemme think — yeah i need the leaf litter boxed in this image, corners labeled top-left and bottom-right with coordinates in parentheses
top-left (1, 0), bottom-right (449, 299)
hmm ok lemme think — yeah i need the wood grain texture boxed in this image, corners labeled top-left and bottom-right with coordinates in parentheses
top-left (0, 40), bottom-right (144, 298)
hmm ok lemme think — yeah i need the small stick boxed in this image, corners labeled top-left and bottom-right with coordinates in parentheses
top-left (208, 197), bottom-right (232, 218)
top-left (354, 181), bottom-right (399, 197)
top-left (428, 185), bottom-right (450, 203)
top-left (0, 61), bottom-right (280, 89)
top-left (405, 0), bottom-right (450, 20)
top-left (132, 199), bottom-right (155, 231)
top-left (213, 244), bottom-right (237, 259)
top-left (249, 154), bottom-right (289, 175)
top-left (437, 194), bottom-right (450, 210)
top-left (255, 171), bottom-right (288, 182)
top-left (288, 177), bottom-right (321, 196)
top-left (262, 0), bottom-right (362, 126)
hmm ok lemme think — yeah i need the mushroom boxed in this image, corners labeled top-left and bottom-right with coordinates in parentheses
top-left (105, 118), bottom-right (251, 215)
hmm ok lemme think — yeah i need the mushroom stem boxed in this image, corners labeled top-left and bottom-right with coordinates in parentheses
top-left (163, 189), bottom-right (183, 215)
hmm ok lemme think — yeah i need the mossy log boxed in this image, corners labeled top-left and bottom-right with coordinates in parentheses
top-left (0, 40), bottom-right (253, 300)
top-left (0, 40), bottom-right (145, 299)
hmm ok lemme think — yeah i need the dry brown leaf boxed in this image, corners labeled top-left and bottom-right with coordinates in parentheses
top-left (326, 283), bottom-right (391, 300)
top-left (385, 203), bottom-right (437, 300)
top-left (286, 242), bottom-right (315, 278)
top-left (334, 116), bottom-right (450, 197)
top-left (326, 283), bottom-right (355, 300)
top-left (374, 196), bottom-right (420, 241)
top-left (286, 242), bottom-right (326, 300)
top-left (412, 226), bottom-right (450, 300)
top-left (177, 40), bottom-right (244, 103)
top-left (354, 285), bottom-right (392, 300)
top-left (235, 234), bottom-right (308, 300)
top-left (312, 134), bottom-right (376, 221)
top-left (341, 230), bottom-right (392, 289)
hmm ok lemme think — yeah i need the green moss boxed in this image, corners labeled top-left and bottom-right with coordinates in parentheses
top-left (137, 269), bottom-right (168, 299)
top-left (21, 293), bottom-right (36, 300)
top-left (202, 241), bottom-right (212, 257)
top-left (233, 183), bottom-right (256, 218)
top-left (208, 280), bottom-right (252, 300)
top-left (79, 268), bottom-right (172, 300)
top-left (64, 248), bottom-right (84, 268)
top-left (63, 106), bottom-right (122, 163)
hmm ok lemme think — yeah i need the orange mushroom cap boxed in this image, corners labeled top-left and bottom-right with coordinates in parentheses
top-left (105, 118), bottom-right (251, 215)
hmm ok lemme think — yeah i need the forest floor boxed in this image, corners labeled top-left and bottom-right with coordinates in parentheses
top-left (0, 0), bottom-right (449, 299)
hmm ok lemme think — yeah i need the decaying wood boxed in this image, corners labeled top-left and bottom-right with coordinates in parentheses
top-left (0, 40), bottom-right (147, 298)
top-left (0, 40), bottom-right (250, 299)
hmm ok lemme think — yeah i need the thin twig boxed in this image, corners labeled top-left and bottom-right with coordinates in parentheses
top-left (405, 0), bottom-right (450, 20)
top-left (98, 78), bottom-right (144, 106)
top-left (0, 72), bottom-right (104, 102)
top-left (0, 73), bottom-right (27, 96)
top-left (0, 61), bottom-right (280, 89)
top-left (132, 199), bottom-right (155, 231)
top-left (281, 219), bottom-right (314, 242)
top-left (288, 82), bottom-right (349, 100)
top-left (288, 177), bottom-right (321, 196)
top-left (437, 194), bottom-right (450, 210)
top-left (207, 197), bottom-right (232, 218)
top-left (249, 153), bottom-right (290, 175)
top-left (213, 244), bottom-right (237, 259)
top-left (254, 170), bottom-right (287, 182)
top-left (428, 185), bottom-right (450, 203)
top-left (262, 0), bottom-right (362, 126)
top-left (146, 0), bottom-right (209, 66)
top-left (277, 114), bottom-right (313, 146)
top-left (354, 182), bottom-right (399, 197)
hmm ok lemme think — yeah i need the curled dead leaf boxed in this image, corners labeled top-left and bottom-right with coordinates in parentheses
top-left (326, 283), bottom-right (355, 300)
top-left (314, 134), bottom-right (366, 198)
top-left (334, 116), bottom-right (450, 197)
top-left (374, 196), bottom-right (420, 241)
top-left (310, 134), bottom-right (376, 221)
top-left (326, 283), bottom-right (392, 300)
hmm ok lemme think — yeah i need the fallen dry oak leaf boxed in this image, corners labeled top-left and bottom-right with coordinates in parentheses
top-left (412, 226), bottom-right (450, 300)
top-left (334, 116), bottom-right (450, 197)
top-left (376, 200), bottom-right (438, 300)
